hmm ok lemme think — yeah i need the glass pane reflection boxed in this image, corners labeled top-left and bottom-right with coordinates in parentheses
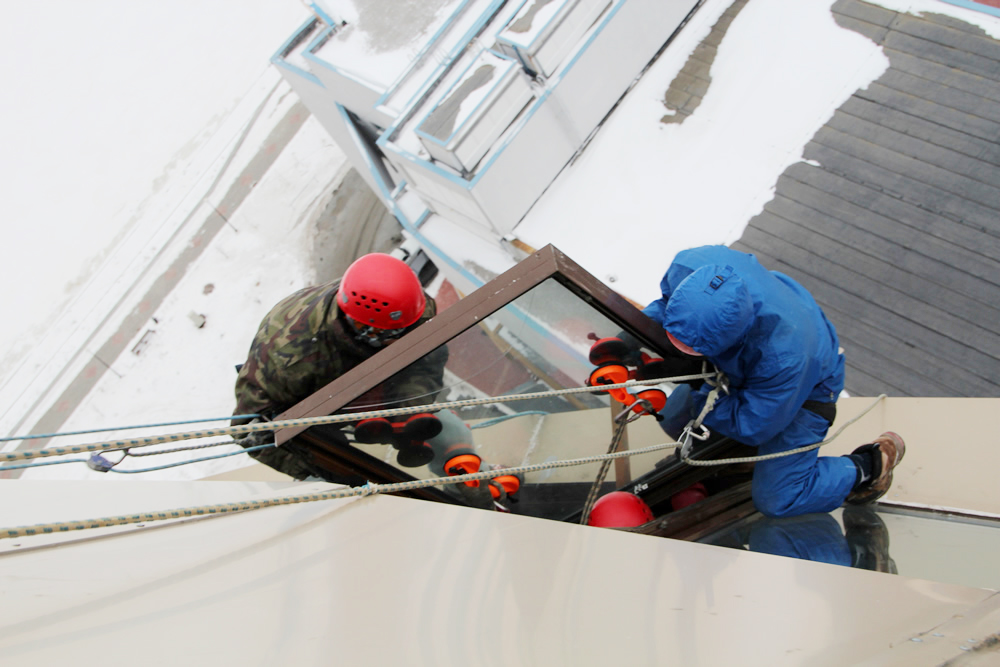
top-left (700, 506), bottom-right (1000, 590)
top-left (333, 278), bottom-right (676, 520)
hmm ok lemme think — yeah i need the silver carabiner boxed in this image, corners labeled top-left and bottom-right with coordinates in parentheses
top-left (678, 421), bottom-right (711, 460)
top-left (707, 369), bottom-right (729, 395)
top-left (614, 398), bottom-right (653, 424)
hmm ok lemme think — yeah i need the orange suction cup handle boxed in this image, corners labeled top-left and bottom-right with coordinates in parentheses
top-left (445, 453), bottom-right (482, 488)
top-left (488, 474), bottom-right (521, 499)
top-left (634, 388), bottom-right (667, 413)
top-left (587, 363), bottom-right (630, 393)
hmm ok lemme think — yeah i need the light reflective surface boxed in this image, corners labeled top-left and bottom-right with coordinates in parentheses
top-left (1, 483), bottom-right (994, 666)
top-left (333, 277), bottom-right (686, 519)
top-left (700, 506), bottom-right (1000, 590)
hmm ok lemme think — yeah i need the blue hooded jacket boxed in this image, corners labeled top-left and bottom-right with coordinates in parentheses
top-left (644, 246), bottom-right (844, 446)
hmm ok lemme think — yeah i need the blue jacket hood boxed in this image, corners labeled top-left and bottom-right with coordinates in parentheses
top-left (662, 265), bottom-right (754, 357)
top-left (646, 245), bottom-right (845, 446)
top-left (658, 245), bottom-right (731, 298)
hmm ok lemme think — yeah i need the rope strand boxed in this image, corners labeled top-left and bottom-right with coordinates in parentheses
top-left (0, 363), bottom-right (887, 540)
top-left (0, 415), bottom-right (261, 442)
top-left (0, 395), bottom-right (887, 540)
top-left (681, 394), bottom-right (885, 466)
top-left (1, 440), bottom-right (681, 539)
top-left (1, 373), bottom-right (713, 464)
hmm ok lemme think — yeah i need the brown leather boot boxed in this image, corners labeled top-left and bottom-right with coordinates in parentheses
top-left (845, 432), bottom-right (906, 505)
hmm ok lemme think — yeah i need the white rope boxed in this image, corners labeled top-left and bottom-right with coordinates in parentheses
top-left (1, 439), bottom-right (682, 539)
top-left (1, 394), bottom-right (888, 540)
top-left (681, 394), bottom-right (886, 466)
top-left (2, 373), bottom-right (714, 464)
top-left (675, 366), bottom-right (727, 460)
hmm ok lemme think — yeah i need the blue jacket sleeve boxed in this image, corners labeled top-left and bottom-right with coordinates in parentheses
top-left (699, 355), bottom-right (814, 446)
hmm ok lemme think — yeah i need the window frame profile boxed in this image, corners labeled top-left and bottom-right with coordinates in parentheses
top-left (272, 244), bottom-right (751, 523)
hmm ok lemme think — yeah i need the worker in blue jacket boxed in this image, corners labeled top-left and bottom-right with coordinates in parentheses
top-left (645, 246), bottom-right (904, 518)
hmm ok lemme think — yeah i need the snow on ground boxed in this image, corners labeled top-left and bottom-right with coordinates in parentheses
top-left (19, 117), bottom-right (348, 481)
top-left (514, 0), bottom-right (889, 305)
top-left (0, 1), bottom-right (310, 433)
top-left (514, 0), bottom-right (1000, 306)
top-left (7, 0), bottom-right (1000, 482)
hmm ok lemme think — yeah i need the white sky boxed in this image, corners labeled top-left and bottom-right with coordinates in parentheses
top-left (7, 0), bottom-right (1000, 481)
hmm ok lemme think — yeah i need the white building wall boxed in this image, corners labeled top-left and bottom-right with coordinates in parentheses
top-left (467, 0), bottom-right (702, 235)
top-left (274, 0), bottom-right (704, 253)
top-left (393, 157), bottom-right (499, 240)
top-left (468, 95), bottom-right (583, 236)
top-left (305, 51), bottom-right (397, 130)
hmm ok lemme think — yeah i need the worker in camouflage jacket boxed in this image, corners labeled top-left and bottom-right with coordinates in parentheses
top-left (232, 253), bottom-right (448, 481)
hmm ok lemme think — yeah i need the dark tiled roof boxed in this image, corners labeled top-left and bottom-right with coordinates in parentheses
top-left (732, 0), bottom-right (1000, 397)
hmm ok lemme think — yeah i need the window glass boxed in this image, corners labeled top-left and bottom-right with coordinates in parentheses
top-left (699, 507), bottom-right (1000, 590)
top-left (336, 278), bottom-right (676, 520)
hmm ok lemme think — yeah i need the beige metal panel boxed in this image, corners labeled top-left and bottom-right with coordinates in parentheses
top-left (202, 463), bottom-right (294, 482)
top-left (0, 482), bottom-right (993, 666)
top-left (824, 397), bottom-right (1000, 514)
top-left (0, 479), bottom-right (315, 552)
top-left (856, 590), bottom-right (1000, 665)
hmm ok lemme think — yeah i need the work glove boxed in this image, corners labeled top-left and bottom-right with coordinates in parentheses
top-left (237, 417), bottom-right (275, 450)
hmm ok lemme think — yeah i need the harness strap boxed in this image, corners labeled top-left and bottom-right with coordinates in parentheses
top-left (802, 400), bottom-right (837, 425)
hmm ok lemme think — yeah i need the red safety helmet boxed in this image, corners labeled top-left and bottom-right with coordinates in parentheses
top-left (338, 253), bottom-right (426, 329)
top-left (587, 491), bottom-right (654, 528)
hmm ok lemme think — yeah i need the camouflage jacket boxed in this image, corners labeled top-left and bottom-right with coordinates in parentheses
top-left (233, 279), bottom-right (447, 479)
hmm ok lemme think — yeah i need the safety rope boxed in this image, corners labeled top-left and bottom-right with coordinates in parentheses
top-left (579, 414), bottom-right (632, 525)
top-left (121, 439), bottom-right (238, 457)
top-left (0, 415), bottom-right (261, 442)
top-left (0, 394), bottom-right (889, 540)
top-left (1, 373), bottom-right (713, 464)
top-left (1, 440), bottom-right (681, 540)
top-left (680, 394), bottom-right (886, 466)
top-left (104, 444), bottom-right (276, 474)
top-left (676, 368), bottom-right (728, 460)
top-left (0, 444), bottom-right (272, 474)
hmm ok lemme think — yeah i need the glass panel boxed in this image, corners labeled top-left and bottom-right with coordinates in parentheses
top-left (699, 506), bottom-right (1000, 590)
top-left (332, 277), bottom-right (677, 520)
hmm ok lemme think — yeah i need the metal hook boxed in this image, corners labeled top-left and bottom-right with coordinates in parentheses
top-left (86, 448), bottom-right (129, 473)
top-left (614, 398), bottom-right (653, 424)
top-left (678, 421), bottom-right (711, 460)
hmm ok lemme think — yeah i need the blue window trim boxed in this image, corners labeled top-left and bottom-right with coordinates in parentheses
top-left (375, 0), bottom-right (625, 189)
top-left (270, 17), bottom-right (325, 87)
top-left (413, 52), bottom-right (521, 149)
top-left (335, 104), bottom-right (484, 288)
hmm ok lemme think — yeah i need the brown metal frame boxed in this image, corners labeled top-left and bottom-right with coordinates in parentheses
top-left (276, 244), bottom-right (677, 439)
top-left (272, 244), bottom-right (750, 521)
